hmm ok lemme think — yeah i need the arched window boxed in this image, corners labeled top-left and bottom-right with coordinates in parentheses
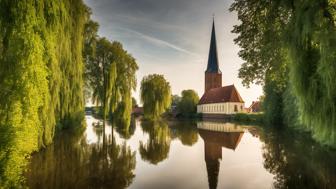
top-left (234, 105), bottom-right (238, 112)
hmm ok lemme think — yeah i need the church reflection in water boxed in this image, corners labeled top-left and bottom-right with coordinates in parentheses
top-left (198, 121), bottom-right (245, 189)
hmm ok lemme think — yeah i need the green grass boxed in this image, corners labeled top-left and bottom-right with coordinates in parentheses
top-left (233, 113), bottom-right (264, 124)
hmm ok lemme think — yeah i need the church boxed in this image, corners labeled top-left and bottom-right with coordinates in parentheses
top-left (197, 20), bottom-right (245, 117)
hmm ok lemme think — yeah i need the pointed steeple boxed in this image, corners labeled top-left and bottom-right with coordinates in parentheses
top-left (206, 18), bottom-right (221, 73)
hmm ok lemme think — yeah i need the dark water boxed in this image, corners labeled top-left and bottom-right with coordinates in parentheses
top-left (24, 116), bottom-right (336, 189)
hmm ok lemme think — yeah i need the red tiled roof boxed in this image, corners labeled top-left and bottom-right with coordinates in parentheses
top-left (198, 85), bottom-right (244, 105)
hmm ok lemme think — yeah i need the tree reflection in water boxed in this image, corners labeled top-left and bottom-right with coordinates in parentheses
top-left (169, 120), bottom-right (199, 146)
top-left (4, 117), bottom-right (335, 189)
top-left (139, 120), bottom-right (171, 165)
top-left (25, 122), bottom-right (136, 189)
top-left (114, 116), bottom-right (136, 139)
top-left (259, 126), bottom-right (336, 189)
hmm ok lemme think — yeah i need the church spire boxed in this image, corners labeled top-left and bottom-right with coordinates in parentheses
top-left (206, 18), bottom-right (221, 73)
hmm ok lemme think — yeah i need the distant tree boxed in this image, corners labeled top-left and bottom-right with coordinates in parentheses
top-left (140, 74), bottom-right (172, 120)
top-left (171, 95), bottom-right (181, 107)
top-left (177, 90), bottom-right (199, 117)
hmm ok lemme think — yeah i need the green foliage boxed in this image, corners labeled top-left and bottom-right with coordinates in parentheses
top-left (176, 90), bottom-right (199, 118)
top-left (286, 0), bottom-right (336, 146)
top-left (233, 113), bottom-right (264, 124)
top-left (0, 0), bottom-right (87, 187)
top-left (26, 128), bottom-right (136, 189)
top-left (169, 121), bottom-right (199, 146)
top-left (260, 125), bottom-right (336, 188)
top-left (231, 0), bottom-right (336, 146)
top-left (84, 20), bottom-right (138, 127)
top-left (230, 0), bottom-right (290, 125)
top-left (111, 42), bottom-right (138, 126)
top-left (171, 95), bottom-right (181, 107)
top-left (114, 116), bottom-right (136, 139)
top-left (140, 74), bottom-right (172, 120)
top-left (139, 120), bottom-right (171, 164)
top-left (230, 0), bottom-right (290, 88)
top-left (86, 37), bottom-right (118, 120)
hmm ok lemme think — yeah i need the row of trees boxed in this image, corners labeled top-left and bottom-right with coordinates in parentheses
top-left (0, 0), bottom-right (89, 187)
top-left (230, 0), bottom-right (336, 147)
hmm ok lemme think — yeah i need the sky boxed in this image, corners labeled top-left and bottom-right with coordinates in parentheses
top-left (84, 0), bottom-right (263, 106)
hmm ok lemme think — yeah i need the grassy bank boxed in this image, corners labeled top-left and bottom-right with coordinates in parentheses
top-left (232, 113), bottom-right (264, 124)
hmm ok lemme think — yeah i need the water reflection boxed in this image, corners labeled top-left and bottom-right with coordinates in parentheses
top-left (198, 122), bottom-right (245, 189)
top-left (170, 120), bottom-right (199, 146)
top-left (260, 126), bottom-right (336, 189)
top-left (139, 120), bottom-right (171, 165)
top-left (25, 119), bottom-right (136, 189)
top-left (114, 117), bottom-right (136, 139)
top-left (2, 116), bottom-right (334, 188)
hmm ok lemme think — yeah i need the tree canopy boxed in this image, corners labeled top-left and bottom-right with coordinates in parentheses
top-left (84, 21), bottom-right (138, 128)
top-left (177, 90), bottom-right (199, 117)
top-left (230, 0), bottom-right (336, 146)
top-left (140, 74), bottom-right (172, 120)
top-left (0, 0), bottom-right (88, 187)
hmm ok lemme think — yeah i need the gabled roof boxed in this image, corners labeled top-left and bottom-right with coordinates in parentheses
top-left (206, 19), bottom-right (221, 74)
top-left (198, 85), bottom-right (244, 105)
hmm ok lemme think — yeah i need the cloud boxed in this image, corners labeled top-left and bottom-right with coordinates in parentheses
top-left (116, 26), bottom-right (199, 57)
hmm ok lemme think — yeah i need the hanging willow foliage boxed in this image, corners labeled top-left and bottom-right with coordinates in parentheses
top-left (287, 0), bottom-right (336, 146)
top-left (140, 74), bottom-right (172, 120)
top-left (0, 0), bottom-right (87, 187)
top-left (231, 0), bottom-right (336, 147)
top-left (84, 30), bottom-right (138, 128)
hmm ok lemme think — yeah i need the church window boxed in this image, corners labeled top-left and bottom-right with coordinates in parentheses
top-left (234, 105), bottom-right (238, 112)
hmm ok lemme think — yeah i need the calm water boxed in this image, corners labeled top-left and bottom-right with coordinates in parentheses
top-left (24, 115), bottom-right (336, 189)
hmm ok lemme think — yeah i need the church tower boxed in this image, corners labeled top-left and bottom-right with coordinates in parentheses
top-left (205, 19), bottom-right (222, 93)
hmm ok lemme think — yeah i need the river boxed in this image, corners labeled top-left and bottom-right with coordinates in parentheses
top-left (24, 115), bottom-right (336, 189)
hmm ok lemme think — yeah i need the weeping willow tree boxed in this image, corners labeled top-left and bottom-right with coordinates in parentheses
top-left (0, 0), bottom-right (87, 187)
top-left (86, 37), bottom-right (117, 123)
top-left (110, 42), bottom-right (138, 127)
top-left (140, 74), bottom-right (172, 120)
top-left (286, 0), bottom-right (336, 146)
top-left (231, 0), bottom-right (336, 146)
top-left (84, 21), bottom-right (138, 130)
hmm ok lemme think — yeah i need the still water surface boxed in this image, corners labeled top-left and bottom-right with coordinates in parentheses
top-left (25, 115), bottom-right (336, 189)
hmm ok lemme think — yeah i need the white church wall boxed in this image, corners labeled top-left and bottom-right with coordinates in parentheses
top-left (197, 102), bottom-right (245, 114)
